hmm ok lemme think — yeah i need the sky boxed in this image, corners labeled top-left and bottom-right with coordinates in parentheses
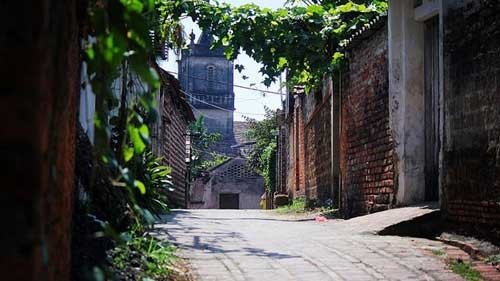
top-left (160, 0), bottom-right (287, 121)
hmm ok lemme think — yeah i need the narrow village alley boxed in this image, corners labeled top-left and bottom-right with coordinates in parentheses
top-left (157, 208), bottom-right (466, 281)
top-left (2, 0), bottom-right (500, 280)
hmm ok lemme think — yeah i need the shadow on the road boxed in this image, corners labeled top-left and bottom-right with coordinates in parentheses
top-left (188, 235), bottom-right (299, 259)
top-left (378, 211), bottom-right (442, 239)
top-left (160, 214), bottom-right (313, 223)
top-left (155, 224), bottom-right (300, 260)
top-left (241, 247), bottom-right (299, 259)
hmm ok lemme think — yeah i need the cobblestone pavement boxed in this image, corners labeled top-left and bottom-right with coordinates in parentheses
top-left (156, 209), bottom-right (464, 281)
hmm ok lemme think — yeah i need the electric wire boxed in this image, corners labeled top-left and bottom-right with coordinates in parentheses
top-left (181, 89), bottom-right (266, 116)
top-left (166, 70), bottom-right (284, 95)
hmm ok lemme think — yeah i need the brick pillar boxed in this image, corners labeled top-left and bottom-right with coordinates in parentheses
top-left (293, 89), bottom-right (306, 197)
top-left (0, 1), bottom-right (79, 280)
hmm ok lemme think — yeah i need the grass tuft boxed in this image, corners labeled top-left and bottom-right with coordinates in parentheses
top-left (432, 249), bottom-right (446, 257)
top-left (484, 254), bottom-right (500, 265)
top-left (450, 260), bottom-right (482, 281)
top-left (109, 232), bottom-right (178, 279)
top-left (275, 198), bottom-right (307, 214)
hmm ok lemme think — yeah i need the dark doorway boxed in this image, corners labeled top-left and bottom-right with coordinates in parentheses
top-left (219, 193), bottom-right (239, 209)
top-left (424, 16), bottom-right (440, 201)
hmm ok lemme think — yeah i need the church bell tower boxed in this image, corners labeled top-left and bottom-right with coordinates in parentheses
top-left (178, 30), bottom-right (236, 155)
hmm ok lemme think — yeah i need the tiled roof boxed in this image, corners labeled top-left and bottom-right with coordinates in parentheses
top-left (151, 61), bottom-right (195, 121)
top-left (344, 13), bottom-right (387, 50)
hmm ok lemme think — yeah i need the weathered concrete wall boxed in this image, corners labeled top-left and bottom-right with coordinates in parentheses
top-left (442, 0), bottom-right (500, 225)
top-left (79, 61), bottom-right (96, 143)
top-left (194, 108), bottom-right (235, 145)
top-left (341, 24), bottom-right (395, 217)
top-left (200, 176), bottom-right (264, 209)
top-left (388, 0), bottom-right (426, 205)
top-left (187, 58), bottom-right (233, 96)
top-left (0, 1), bottom-right (79, 280)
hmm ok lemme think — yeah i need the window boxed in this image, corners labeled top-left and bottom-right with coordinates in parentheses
top-left (207, 65), bottom-right (215, 91)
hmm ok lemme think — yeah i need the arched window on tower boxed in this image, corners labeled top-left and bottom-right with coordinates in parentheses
top-left (207, 65), bottom-right (215, 91)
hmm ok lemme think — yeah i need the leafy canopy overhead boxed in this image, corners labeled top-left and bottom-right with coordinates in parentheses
top-left (165, 0), bottom-right (387, 88)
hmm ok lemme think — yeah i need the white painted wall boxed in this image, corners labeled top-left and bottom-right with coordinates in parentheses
top-left (79, 61), bottom-right (96, 143)
top-left (388, 0), bottom-right (426, 205)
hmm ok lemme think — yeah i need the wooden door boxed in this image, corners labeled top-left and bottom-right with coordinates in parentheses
top-left (220, 193), bottom-right (239, 209)
top-left (424, 16), bottom-right (440, 201)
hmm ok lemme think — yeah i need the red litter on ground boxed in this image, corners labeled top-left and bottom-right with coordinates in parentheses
top-left (315, 216), bottom-right (328, 222)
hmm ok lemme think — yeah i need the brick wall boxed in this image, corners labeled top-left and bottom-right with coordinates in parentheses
top-left (296, 97), bottom-right (306, 196)
top-left (161, 98), bottom-right (189, 208)
top-left (154, 68), bottom-right (195, 208)
top-left (341, 24), bottom-right (395, 217)
top-left (443, 0), bottom-right (500, 225)
top-left (285, 113), bottom-right (296, 197)
top-left (303, 89), bottom-right (333, 203)
top-left (284, 90), bottom-right (307, 199)
top-left (276, 110), bottom-right (287, 194)
top-left (0, 1), bottom-right (79, 280)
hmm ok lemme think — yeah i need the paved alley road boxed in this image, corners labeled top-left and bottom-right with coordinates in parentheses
top-left (156, 209), bottom-right (463, 281)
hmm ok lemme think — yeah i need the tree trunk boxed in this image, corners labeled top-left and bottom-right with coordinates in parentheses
top-left (0, 1), bottom-right (80, 280)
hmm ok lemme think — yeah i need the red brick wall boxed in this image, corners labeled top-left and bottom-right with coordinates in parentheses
top-left (0, 1), bottom-right (79, 280)
top-left (341, 25), bottom-right (395, 217)
top-left (297, 99), bottom-right (306, 196)
top-left (303, 90), bottom-right (333, 203)
top-left (285, 94), bottom-right (306, 199)
top-left (443, 0), bottom-right (500, 225)
top-left (286, 115), bottom-right (296, 197)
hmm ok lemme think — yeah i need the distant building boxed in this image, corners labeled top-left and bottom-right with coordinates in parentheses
top-left (189, 158), bottom-right (265, 209)
top-left (178, 30), bottom-right (236, 155)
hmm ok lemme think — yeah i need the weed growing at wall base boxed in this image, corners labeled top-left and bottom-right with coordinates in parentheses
top-left (450, 260), bottom-right (482, 281)
top-left (275, 198), bottom-right (307, 214)
top-left (109, 232), bottom-right (178, 280)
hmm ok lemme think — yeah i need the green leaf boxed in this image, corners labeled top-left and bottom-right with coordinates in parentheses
top-left (123, 146), bottom-right (134, 162)
top-left (139, 124), bottom-right (149, 140)
top-left (120, 0), bottom-right (144, 13)
top-left (333, 52), bottom-right (344, 65)
top-left (134, 180), bottom-right (146, 194)
top-left (278, 57), bottom-right (287, 69)
top-left (86, 47), bottom-right (95, 60)
top-left (142, 208), bottom-right (156, 225)
top-left (128, 126), bottom-right (146, 154)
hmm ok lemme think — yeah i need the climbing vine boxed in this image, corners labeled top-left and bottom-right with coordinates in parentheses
top-left (164, 0), bottom-right (387, 90)
top-left (244, 108), bottom-right (278, 191)
top-left (261, 142), bottom-right (277, 193)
